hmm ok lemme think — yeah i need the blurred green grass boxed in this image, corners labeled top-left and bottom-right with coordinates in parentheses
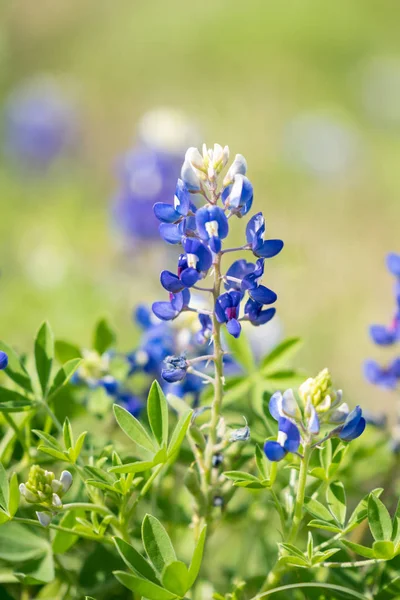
top-left (1, 0), bottom-right (400, 411)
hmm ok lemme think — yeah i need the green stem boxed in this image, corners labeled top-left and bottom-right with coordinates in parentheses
top-left (39, 400), bottom-right (63, 433)
top-left (270, 489), bottom-right (286, 536)
top-left (249, 582), bottom-right (369, 600)
top-left (313, 558), bottom-right (385, 569)
top-left (3, 413), bottom-right (30, 455)
top-left (287, 445), bottom-right (312, 544)
top-left (259, 445), bottom-right (313, 593)
top-left (62, 502), bottom-right (113, 516)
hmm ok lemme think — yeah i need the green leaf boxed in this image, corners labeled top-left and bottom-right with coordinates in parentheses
top-left (113, 571), bottom-right (177, 600)
top-left (38, 446), bottom-right (68, 461)
top-left (162, 561), bottom-right (189, 596)
top-left (326, 481), bottom-right (346, 527)
top-left (147, 381), bottom-right (169, 447)
top-left (255, 444), bottom-right (269, 480)
top-left (113, 404), bottom-right (156, 453)
top-left (261, 337), bottom-right (302, 373)
top-left (347, 488), bottom-right (384, 529)
top-left (52, 511), bottom-right (78, 554)
top-left (93, 318), bottom-right (116, 355)
top-left (319, 439), bottom-right (332, 473)
top-left (280, 543), bottom-right (307, 560)
top-left (109, 460), bottom-right (156, 475)
top-left (224, 330), bottom-right (254, 373)
top-left (304, 497), bottom-right (336, 523)
top-left (373, 540), bottom-right (395, 560)
top-left (63, 418), bottom-right (73, 449)
top-left (0, 401), bottom-right (35, 413)
top-left (54, 340), bottom-right (82, 364)
top-left (73, 431), bottom-right (87, 462)
top-left (342, 540), bottom-right (375, 559)
top-left (8, 473), bottom-right (19, 518)
top-left (168, 411), bottom-right (192, 458)
top-left (368, 494), bottom-right (393, 541)
top-left (14, 549), bottom-right (55, 585)
top-left (278, 555), bottom-right (309, 568)
top-left (113, 538), bottom-right (159, 584)
top-left (0, 463), bottom-right (8, 513)
top-left (0, 522), bottom-right (48, 562)
top-left (32, 430), bottom-right (63, 451)
top-left (142, 514), bottom-right (176, 574)
top-left (187, 525), bottom-right (207, 589)
top-left (47, 358), bottom-right (82, 399)
top-left (0, 387), bottom-right (31, 404)
top-left (391, 498), bottom-right (400, 546)
top-left (224, 471), bottom-right (261, 483)
top-left (0, 341), bottom-right (32, 392)
top-left (35, 322), bottom-right (54, 396)
top-left (307, 519), bottom-right (342, 533)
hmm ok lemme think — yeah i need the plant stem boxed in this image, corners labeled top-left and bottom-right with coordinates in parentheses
top-left (39, 399), bottom-right (63, 433)
top-left (287, 445), bottom-right (312, 544)
top-left (13, 517), bottom-right (113, 545)
top-left (259, 445), bottom-right (312, 593)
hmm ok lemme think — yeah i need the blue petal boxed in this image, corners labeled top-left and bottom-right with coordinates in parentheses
top-left (387, 253), bottom-right (400, 277)
top-left (174, 179), bottom-right (190, 216)
top-left (180, 267), bottom-right (200, 287)
top-left (153, 203), bottom-right (181, 223)
top-left (340, 416), bottom-right (366, 441)
top-left (210, 237), bottom-right (221, 253)
top-left (152, 301), bottom-right (177, 321)
top-left (160, 271), bottom-right (184, 293)
top-left (279, 417), bottom-right (301, 453)
top-left (269, 392), bottom-right (283, 420)
top-left (134, 305), bottom-right (152, 329)
top-left (369, 325), bottom-right (395, 346)
top-left (226, 318), bottom-right (241, 338)
top-left (249, 285), bottom-right (277, 305)
top-left (251, 308), bottom-right (276, 325)
top-left (159, 223), bottom-right (183, 244)
top-left (246, 212), bottom-right (265, 245)
top-left (307, 405), bottom-right (320, 435)
top-left (339, 406), bottom-right (364, 441)
top-left (255, 239), bottom-right (284, 259)
top-left (364, 360), bottom-right (383, 384)
top-left (161, 368), bottom-right (187, 383)
top-left (0, 351), bottom-right (8, 371)
top-left (264, 440), bottom-right (286, 462)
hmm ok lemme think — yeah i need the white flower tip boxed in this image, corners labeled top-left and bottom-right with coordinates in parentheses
top-left (52, 493), bottom-right (62, 508)
top-left (36, 511), bottom-right (52, 527)
top-left (60, 470), bottom-right (73, 493)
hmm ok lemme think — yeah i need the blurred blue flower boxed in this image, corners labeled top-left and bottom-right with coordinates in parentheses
top-left (364, 358), bottom-right (400, 389)
top-left (4, 77), bottom-right (77, 170)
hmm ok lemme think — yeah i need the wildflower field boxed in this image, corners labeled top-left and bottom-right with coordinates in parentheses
top-left (0, 2), bottom-right (400, 599)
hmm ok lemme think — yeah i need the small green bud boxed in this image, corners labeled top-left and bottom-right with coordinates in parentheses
top-left (20, 465), bottom-right (72, 509)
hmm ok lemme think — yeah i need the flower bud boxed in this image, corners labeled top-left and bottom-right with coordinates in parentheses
top-left (223, 153), bottom-right (247, 186)
top-left (60, 470), bottom-right (73, 493)
top-left (181, 159), bottom-right (201, 191)
top-left (299, 369), bottom-right (336, 410)
top-left (36, 511), bottom-right (52, 527)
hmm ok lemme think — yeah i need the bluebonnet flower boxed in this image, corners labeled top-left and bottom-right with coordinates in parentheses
top-left (332, 406), bottom-right (366, 442)
top-left (160, 239), bottom-right (213, 291)
top-left (221, 174), bottom-right (253, 217)
top-left (196, 206), bottom-right (229, 253)
top-left (364, 358), bottom-right (400, 390)
top-left (152, 290), bottom-right (191, 321)
top-left (153, 179), bottom-right (192, 224)
top-left (0, 351), bottom-right (8, 370)
top-left (161, 355), bottom-right (188, 383)
top-left (244, 299), bottom-right (276, 326)
top-left (264, 417), bottom-right (301, 462)
top-left (245, 213), bottom-right (284, 259)
top-left (196, 314), bottom-right (213, 344)
top-left (215, 291), bottom-right (242, 338)
top-left (4, 77), bottom-right (78, 170)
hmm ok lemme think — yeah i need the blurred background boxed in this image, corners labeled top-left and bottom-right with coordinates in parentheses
top-left (1, 0), bottom-right (400, 412)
